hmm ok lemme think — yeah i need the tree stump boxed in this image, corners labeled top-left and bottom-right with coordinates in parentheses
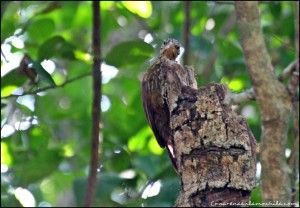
top-left (172, 83), bottom-right (257, 207)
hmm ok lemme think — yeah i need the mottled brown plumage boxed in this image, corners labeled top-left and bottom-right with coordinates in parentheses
top-left (141, 39), bottom-right (197, 170)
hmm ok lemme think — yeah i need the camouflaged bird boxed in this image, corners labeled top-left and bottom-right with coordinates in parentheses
top-left (141, 39), bottom-right (197, 170)
top-left (18, 54), bottom-right (56, 86)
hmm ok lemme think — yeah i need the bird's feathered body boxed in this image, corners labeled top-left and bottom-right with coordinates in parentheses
top-left (141, 39), bottom-right (197, 170)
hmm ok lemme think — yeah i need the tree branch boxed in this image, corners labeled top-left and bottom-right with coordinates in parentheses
top-left (182, 1), bottom-right (191, 65)
top-left (235, 1), bottom-right (291, 203)
top-left (225, 88), bottom-right (255, 105)
top-left (227, 59), bottom-right (297, 105)
top-left (278, 59), bottom-right (297, 81)
top-left (84, 1), bottom-right (102, 207)
top-left (0, 72), bottom-right (92, 99)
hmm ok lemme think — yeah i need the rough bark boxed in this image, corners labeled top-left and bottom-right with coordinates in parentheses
top-left (235, 1), bottom-right (291, 203)
top-left (173, 83), bottom-right (256, 207)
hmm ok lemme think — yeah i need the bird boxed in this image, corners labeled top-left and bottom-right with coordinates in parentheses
top-left (18, 54), bottom-right (56, 87)
top-left (19, 54), bottom-right (38, 84)
top-left (141, 38), bottom-right (197, 170)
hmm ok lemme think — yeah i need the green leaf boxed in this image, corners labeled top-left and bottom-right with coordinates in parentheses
top-left (39, 171), bottom-right (75, 203)
top-left (191, 17), bottom-right (207, 36)
top-left (1, 18), bottom-right (16, 42)
top-left (1, 2), bottom-right (19, 42)
top-left (1, 85), bottom-right (18, 97)
top-left (38, 36), bottom-right (75, 61)
top-left (13, 149), bottom-right (62, 185)
top-left (105, 40), bottom-right (154, 68)
top-left (128, 126), bottom-right (152, 152)
top-left (27, 18), bottom-right (55, 43)
top-left (251, 186), bottom-right (262, 205)
top-left (1, 69), bottom-right (27, 89)
top-left (104, 150), bottom-right (131, 172)
top-left (31, 61), bottom-right (56, 86)
top-left (144, 177), bottom-right (180, 207)
top-left (1, 142), bottom-right (13, 166)
top-left (74, 173), bottom-right (125, 206)
top-left (132, 155), bottom-right (162, 178)
top-left (28, 127), bottom-right (49, 151)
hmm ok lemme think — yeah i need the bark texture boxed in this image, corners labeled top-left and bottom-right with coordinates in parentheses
top-left (173, 83), bottom-right (256, 207)
top-left (235, 1), bottom-right (291, 203)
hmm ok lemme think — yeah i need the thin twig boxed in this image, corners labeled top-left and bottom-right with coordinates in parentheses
top-left (214, 1), bottom-right (234, 5)
top-left (278, 59), bottom-right (297, 81)
top-left (226, 88), bottom-right (255, 105)
top-left (1, 49), bottom-right (8, 62)
top-left (227, 59), bottom-right (298, 105)
top-left (1, 72), bottom-right (91, 99)
top-left (84, 1), bottom-right (101, 207)
top-left (182, 1), bottom-right (191, 65)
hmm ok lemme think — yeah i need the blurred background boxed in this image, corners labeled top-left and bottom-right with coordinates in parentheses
top-left (1, 1), bottom-right (297, 207)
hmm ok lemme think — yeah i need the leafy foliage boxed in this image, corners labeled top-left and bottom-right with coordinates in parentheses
top-left (1, 1), bottom-right (297, 207)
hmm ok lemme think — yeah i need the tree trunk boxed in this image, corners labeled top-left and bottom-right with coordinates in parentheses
top-left (174, 83), bottom-right (256, 207)
top-left (235, 1), bottom-right (291, 203)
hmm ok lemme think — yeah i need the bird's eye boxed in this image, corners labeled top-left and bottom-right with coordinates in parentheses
top-left (175, 45), bottom-right (180, 50)
top-left (163, 40), bottom-right (167, 45)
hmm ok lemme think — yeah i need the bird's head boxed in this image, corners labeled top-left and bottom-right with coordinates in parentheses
top-left (159, 38), bottom-right (181, 60)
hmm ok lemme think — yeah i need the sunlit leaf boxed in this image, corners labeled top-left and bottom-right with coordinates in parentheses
top-left (52, 72), bottom-right (65, 85)
top-left (74, 50), bottom-right (92, 64)
top-left (148, 136), bottom-right (163, 155)
top-left (122, 1), bottom-right (152, 18)
top-left (102, 1), bottom-right (115, 10)
top-left (128, 126), bottom-right (152, 152)
top-left (228, 78), bottom-right (244, 92)
top-left (1, 142), bottom-right (13, 165)
top-left (1, 85), bottom-right (18, 97)
top-left (191, 17), bottom-right (207, 36)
